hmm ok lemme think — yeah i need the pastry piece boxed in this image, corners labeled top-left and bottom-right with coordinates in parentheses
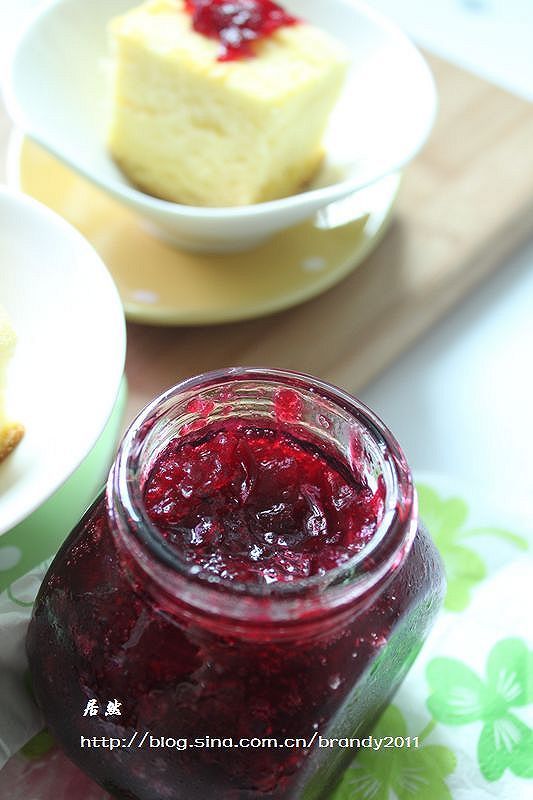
top-left (108, 0), bottom-right (349, 207)
top-left (0, 306), bottom-right (24, 463)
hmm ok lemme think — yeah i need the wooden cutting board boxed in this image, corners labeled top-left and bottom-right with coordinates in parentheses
top-left (2, 53), bottom-right (533, 425)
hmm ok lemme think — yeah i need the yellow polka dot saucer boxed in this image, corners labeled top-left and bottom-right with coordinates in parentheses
top-left (9, 136), bottom-right (400, 326)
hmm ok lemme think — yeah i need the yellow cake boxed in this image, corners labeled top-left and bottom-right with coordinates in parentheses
top-left (107, 0), bottom-right (349, 207)
top-left (0, 306), bottom-right (24, 463)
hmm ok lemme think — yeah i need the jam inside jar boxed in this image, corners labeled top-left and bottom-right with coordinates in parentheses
top-left (27, 369), bottom-right (445, 800)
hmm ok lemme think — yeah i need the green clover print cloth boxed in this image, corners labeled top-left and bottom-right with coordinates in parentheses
top-left (333, 477), bottom-right (532, 800)
top-left (0, 475), bottom-right (531, 799)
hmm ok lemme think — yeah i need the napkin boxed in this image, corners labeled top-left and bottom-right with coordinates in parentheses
top-left (0, 563), bottom-right (45, 769)
top-left (331, 559), bottom-right (533, 800)
top-left (0, 477), bottom-right (531, 799)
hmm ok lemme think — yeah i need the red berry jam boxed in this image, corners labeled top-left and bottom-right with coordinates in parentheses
top-left (183, 0), bottom-right (299, 61)
top-left (26, 371), bottom-right (445, 800)
top-left (144, 422), bottom-right (385, 585)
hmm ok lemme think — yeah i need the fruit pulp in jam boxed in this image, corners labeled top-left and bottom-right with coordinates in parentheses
top-left (143, 420), bottom-right (385, 584)
top-left (27, 417), bottom-right (444, 800)
top-left (184, 0), bottom-right (298, 61)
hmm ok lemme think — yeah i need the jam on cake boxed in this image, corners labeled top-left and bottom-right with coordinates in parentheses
top-left (0, 306), bottom-right (24, 463)
top-left (108, 0), bottom-right (349, 207)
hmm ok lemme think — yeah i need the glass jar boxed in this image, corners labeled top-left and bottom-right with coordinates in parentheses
top-left (27, 368), bottom-right (445, 800)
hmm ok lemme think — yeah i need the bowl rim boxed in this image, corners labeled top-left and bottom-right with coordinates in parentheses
top-left (0, 185), bottom-right (126, 535)
top-left (2, 0), bottom-right (437, 222)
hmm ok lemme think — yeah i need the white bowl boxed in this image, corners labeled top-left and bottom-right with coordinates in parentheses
top-left (2, 0), bottom-right (436, 253)
top-left (0, 187), bottom-right (126, 535)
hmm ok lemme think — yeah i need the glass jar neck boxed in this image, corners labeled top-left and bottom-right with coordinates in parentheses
top-left (107, 368), bottom-right (417, 630)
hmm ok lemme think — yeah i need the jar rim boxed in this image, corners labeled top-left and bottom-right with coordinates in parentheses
top-left (108, 368), bottom-right (417, 618)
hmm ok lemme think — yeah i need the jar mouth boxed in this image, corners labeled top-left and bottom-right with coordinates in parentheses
top-left (109, 368), bottom-right (417, 613)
